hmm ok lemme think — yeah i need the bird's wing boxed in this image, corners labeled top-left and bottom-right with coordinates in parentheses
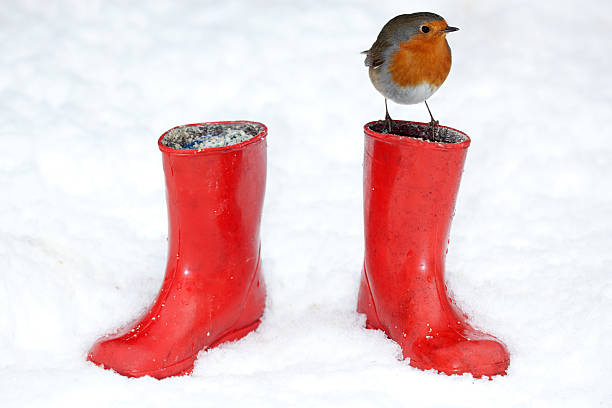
top-left (363, 39), bottom-right (390, 69)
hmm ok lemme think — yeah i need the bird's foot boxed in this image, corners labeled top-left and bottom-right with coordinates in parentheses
top-left (427, 119), bottom-right (439, 141)
top-left (383, 99), bottom-right (394, 134)
top-left (384, 117), bottom-right (395, 134)
top-left (384, 109), bottom-right (395, 133)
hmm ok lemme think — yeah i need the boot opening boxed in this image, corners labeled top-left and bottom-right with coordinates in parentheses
top-left (367, 121), bottom-right (467, 144)
top-left (161, 122), bottom-right (264, 150)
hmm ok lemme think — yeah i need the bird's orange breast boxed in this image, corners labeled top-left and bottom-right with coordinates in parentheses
top-left (388, 35), bottom-right (452, 88)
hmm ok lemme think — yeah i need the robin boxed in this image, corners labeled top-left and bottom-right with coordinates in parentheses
top-left (363, 12), bottom-right (459, 133)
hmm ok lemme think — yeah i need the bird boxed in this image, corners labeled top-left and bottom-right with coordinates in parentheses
top-left (362, 12), bottom-right (459, 134)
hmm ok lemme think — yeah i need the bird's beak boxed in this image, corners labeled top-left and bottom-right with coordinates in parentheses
top-left (441, 26), bottom-right (459, 33)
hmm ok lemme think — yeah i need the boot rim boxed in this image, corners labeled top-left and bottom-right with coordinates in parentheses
top-left (364, 120), bottom-right (471, 150)
top-left (158, 120), bottom-right (267, 156)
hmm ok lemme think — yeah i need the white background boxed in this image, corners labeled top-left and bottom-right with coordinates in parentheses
top-left (1, 0), bottom-right (611, 406)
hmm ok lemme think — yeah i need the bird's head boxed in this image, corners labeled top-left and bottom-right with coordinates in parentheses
top-left (383, 12), bottom-right (459, 45)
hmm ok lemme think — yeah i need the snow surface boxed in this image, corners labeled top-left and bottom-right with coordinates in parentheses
top-left (2, 0), bottom-right (611, 407)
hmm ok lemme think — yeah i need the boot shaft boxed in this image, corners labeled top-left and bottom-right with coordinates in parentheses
top-left (159, 123), bottom-right (267, 276)
top-left (363, 121), bottom-right (470, 275)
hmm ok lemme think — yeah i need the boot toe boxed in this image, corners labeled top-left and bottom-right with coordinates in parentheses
top-left (87, 335), bottom-right (165, 378)
top-left (88, 336), bottom-right (137, 377)
top-left (410, 333), bottom-right (509, 377)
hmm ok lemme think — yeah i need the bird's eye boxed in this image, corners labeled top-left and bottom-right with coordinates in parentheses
top-left (421, 25), bottom-right (430, 33)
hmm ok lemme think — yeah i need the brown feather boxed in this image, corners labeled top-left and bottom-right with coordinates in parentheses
top-left (364, 39), bottom-right (391, 69)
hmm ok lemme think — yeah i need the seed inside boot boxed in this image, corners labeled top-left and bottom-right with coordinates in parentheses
top-left (368, 121), bottom-right (467, 143)
top-left (161, 122), bottom-right (264, 149)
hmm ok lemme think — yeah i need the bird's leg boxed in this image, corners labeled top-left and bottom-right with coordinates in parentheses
top-left (384, 98), bottom-right (394, 133)
top-left (424, 100), bottom-right (438, 140)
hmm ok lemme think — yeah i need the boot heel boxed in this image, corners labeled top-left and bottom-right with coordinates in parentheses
top-left (209, 319), bottom-right (262, 349)
top-left (357, 267), bottom-right (383, 330)
top-left (232, 258), bottom-right (266, 331)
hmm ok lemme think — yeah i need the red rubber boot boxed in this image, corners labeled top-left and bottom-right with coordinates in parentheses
top-left (87, 121), bottom-right (267, 379)
top-left (357, 120), bottom-right (510, 378)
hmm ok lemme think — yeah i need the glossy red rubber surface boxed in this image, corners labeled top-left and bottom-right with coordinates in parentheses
top-left (87, 121), bottom-right (267, 379)
top-left (357, 120), bottom-right (510, 378)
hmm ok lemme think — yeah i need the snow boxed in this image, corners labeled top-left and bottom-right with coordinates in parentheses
top-left (1, 0), bottom-right (611, 406)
